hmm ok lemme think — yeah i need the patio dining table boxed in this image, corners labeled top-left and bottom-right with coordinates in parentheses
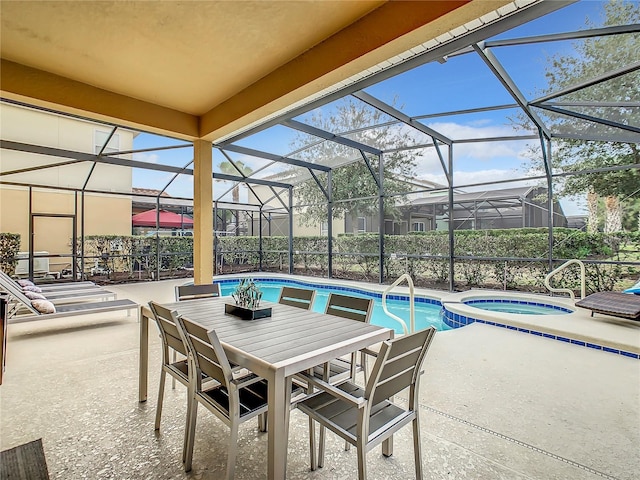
top-left (138, 296), bottom-right (392, 480)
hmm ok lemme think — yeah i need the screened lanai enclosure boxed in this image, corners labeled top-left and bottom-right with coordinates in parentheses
top-left (1, 0), bottom-right (638, 294)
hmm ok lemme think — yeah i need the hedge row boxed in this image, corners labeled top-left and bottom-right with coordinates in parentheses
top-left (215, 229), bottom-right (640, 292)
top-left (2, 229), bottom-right (638, 292)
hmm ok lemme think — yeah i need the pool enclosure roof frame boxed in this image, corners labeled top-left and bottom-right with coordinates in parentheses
top-left (3, 4), bottom-right (637, 204)
top-left (1, 0), bottom-right (638, 288)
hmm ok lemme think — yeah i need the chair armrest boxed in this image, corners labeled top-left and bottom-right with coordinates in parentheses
top-left (361, 347), bottom-right (379, 357)
top-left (231, 372), bottom-right (264, 389)
top-left (296, 371), bottom-right (366, 408)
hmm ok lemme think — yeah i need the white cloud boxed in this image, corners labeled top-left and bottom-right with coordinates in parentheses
top-left (133, 152), bottom-right (160, 164)
top-left (400, 119), bottom-right (540, 179)
top-left (419, 169), bottom-right (537, 190)
top-left (425, 121), bottom-right (515, 141)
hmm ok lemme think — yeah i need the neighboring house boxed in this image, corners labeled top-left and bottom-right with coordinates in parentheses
top-left (131, 188), bottom-right (175, 215)
top-left (408, 186), bottom-right (568, 231)
top-left (248, 175), bottom-right (448, 236)
top-left (248, 172), bottom-right (567, 236)
top-left (566, 215), bottom-right (588, 231)
top-left (0, 103), bottom-right (135, 275)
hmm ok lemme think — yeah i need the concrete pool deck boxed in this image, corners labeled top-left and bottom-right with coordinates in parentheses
top-left (1, 277), bottom-right (639, 479)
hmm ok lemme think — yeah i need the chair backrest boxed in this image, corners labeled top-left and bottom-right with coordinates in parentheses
top-left (0, 271), bottom-right (40, 315)
top-left (325, 293), bottom-right (373, 323)
top-left (278, 286), bottom-right (315, 310)
top-left (366, 327), bottom-right (437, 407)
top-left (175, 315), bottom-right (231, 388)
top-left (0, 270), bottom-right (17, 286)
top-left (175, 283), bottom-right (220, 301)
top-left (148, 301), bottom-right (187, 360)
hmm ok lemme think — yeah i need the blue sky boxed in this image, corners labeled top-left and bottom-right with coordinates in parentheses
top-left (132, 0), bottom-right (634, 215)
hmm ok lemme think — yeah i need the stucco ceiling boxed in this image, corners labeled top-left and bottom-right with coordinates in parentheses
top-left (1, 0), bottom-right (512, 141)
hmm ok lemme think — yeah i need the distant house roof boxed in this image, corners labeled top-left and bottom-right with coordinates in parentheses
top-left (395, 174), bottom-right (446, 191)
top-left (132, 188), bottom-right (172, 197)
top-left (410, 186), bottom-right (538, 206)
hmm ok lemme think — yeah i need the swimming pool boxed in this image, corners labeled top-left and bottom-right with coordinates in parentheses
top-left (463, 299), bottom-right (573, 315)
top-left (441, 294), bottom-right (575, 329)
top-left (215, 278), bottom-right (447, 334)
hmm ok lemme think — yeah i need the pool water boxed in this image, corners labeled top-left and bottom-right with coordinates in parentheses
top-left (464, 299), bottom-right (573, 315)
top-left (218, 280), bottom-right (447, 334)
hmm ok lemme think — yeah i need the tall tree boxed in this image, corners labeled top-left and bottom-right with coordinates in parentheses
top-left (518, 0), bottom-right (639, 232)
top-left (289, 98), bottom-right (422, 228)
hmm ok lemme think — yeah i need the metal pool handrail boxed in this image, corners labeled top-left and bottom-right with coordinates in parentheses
top-left (544, 259), bottom-right (586, 300)
top-left (382, 273), bottom-right (414, 334)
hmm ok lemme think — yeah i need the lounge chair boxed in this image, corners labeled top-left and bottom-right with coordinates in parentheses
top-left (575, 291), bottom-right (640, 320)
top-left (37, 281), bottom-right (100, 292)
top-left (2, 275), bottom-right (138, 324)
top-left (7, 297), bottom-right (139, 324)
top-left (0, 270), bottom-right (101, 295)
top-left (0, 272), bottom-right (116, 306)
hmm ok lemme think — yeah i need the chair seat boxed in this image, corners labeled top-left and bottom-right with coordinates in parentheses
top-left (167, 359), bottom-right (210, 383)
top-left (201, 378), bottom-right (270, 418)
top-left (166, 360), bottom-right (189, 383)
top-left (298, 381), bottom-right (412, 445)
top-left (312, 357), bottom-right (363, 383)
top-left (312, 358), bottom-right (351, 379)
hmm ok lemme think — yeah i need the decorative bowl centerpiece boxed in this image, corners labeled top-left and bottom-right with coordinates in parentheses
top-left (225, 278), bottom-right (272, 320)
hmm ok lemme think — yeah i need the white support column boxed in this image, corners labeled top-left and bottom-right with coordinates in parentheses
top-left (193, 140), bottom-right (213, 285)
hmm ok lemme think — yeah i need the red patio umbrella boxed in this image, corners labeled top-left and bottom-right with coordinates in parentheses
top-left (132, 209), bottom-right (194, 228)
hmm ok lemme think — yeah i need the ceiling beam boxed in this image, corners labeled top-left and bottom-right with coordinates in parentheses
top-left (0, 60), bottom-right (199, 140)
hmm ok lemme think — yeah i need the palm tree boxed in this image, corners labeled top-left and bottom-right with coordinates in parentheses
top-left (218, 160), bottom-right (252, 235)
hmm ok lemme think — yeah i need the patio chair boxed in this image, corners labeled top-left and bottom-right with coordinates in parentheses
top-left (147, 301), bottom-right (194, 436)
top-left (315, 293), bottom-right (374, 384)
top-left (312, 294), bottom-right (374, 455)
top-left (296, 327), bottom-right (437, 479)
top-left (278, 286), bottom-right (315, 310)
top-left (575, 291), bottom-right (640, 320)
top-left (175, 283), bottom-right (220, 301)
top-left (175, 315), bottom-right (273, 477)
top-left (170, 283), bottom-right (222, 388)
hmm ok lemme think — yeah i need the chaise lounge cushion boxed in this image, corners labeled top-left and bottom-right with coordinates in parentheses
top-left (17, 279), bottom-right (35, 287)
top-left (575, 292), bottom-right (640, 320)
top-left (31, 299), bottom-right (56, 314)
top-left (22, 285), bottom-right (43, 293)
top-left (24, 291), bottom-right (46, 300)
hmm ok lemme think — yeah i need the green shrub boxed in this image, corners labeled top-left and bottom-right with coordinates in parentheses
top-left (0, 233), bottom-right (21, 275)
top-left (72, 229), bottom-right (638, 291)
